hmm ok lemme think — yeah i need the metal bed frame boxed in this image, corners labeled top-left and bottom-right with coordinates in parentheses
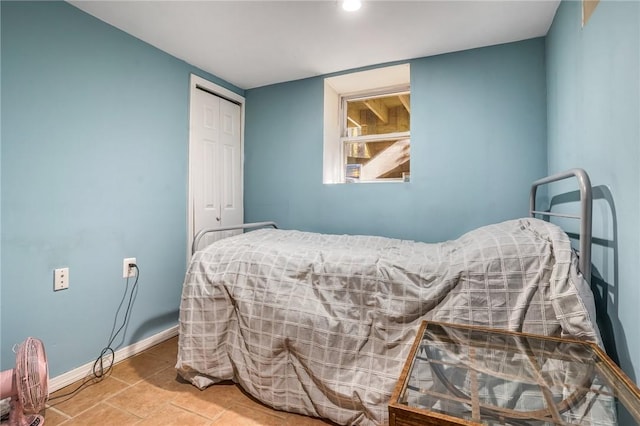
top-left (191, 221), bottom-right (278, 255)
top-left (529, 168), bottom-right (593, 284)
top-left (191, 169), bottom-right (593, 283)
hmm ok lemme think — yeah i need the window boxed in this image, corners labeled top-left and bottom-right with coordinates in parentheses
top-left (342, 90), bottom-right (410, 182)
top-left (323, 64), bottom-right (410, 184)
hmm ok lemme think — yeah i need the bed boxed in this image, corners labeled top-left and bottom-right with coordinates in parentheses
top-left (176, 169), bottom-right (603, 425)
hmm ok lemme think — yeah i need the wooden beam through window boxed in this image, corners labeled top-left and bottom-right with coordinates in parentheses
top-left (398, 94), bottom-right (410, 114)
top-left (363, 98), bottom-right (389, 124)
top-left (360, 139), bottom-right (410, 180)
top-left (347, 116), bottom-right (361, 127)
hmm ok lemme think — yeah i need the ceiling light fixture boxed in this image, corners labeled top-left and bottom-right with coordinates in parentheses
top-left (342, 0), bottom-right (361, 12)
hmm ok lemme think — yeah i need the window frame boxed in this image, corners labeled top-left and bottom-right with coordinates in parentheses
top-left (339, 86), bottom-right (411, 183)
top-left (323, 63), bottom-right (411, 185)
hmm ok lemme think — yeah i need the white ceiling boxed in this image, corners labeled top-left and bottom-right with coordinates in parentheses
top-left (68, 0), bottom-right (560, 90)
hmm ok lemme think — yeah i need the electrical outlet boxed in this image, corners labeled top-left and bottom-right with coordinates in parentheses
top-left (54, 267), bottom-right (69, 291)
top-left (123, 258), bottom-right (137, 278)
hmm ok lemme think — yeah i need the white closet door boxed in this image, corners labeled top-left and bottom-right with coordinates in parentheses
top-left (219, 98), bottom-right (242, 228)
top-left (191, 89), bottom-right (242, 250)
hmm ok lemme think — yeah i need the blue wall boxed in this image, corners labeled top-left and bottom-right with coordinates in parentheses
top-left (0, 1), bottom-right (242, 376)
top-left (244, 38), bottom-right (548, 243)
top-left (546, 0), bottom-right (639, 382)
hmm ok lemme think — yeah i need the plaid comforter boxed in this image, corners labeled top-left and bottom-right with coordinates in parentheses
top-left (176, 218), bottom-right (600, 425)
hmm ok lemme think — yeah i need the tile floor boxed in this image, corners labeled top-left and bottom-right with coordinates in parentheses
top-left (36, 336), bottom-right (335, 425)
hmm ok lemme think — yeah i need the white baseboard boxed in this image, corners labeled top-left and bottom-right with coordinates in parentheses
top-left (49, 325), bottom-right (178, 393)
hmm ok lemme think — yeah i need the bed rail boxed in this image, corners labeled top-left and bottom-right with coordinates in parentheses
top-left (192, 221), bottom-right (279, 255)
top-left (529, 168), bottom-right (592, 283)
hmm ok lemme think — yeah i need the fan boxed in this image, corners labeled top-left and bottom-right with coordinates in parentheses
top-left (0, 338), bottom-right (49, 426)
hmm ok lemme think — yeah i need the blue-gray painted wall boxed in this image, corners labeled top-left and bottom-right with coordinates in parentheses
top-left (546, 0), bottom-right (639, 382)
top-left (0, 1), bottom-right (243, 376)
top-left (244, 39), bottom-right (548, 243)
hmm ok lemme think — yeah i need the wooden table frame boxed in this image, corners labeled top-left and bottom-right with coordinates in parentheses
top-left (389, 321), bottom-right (640, 426)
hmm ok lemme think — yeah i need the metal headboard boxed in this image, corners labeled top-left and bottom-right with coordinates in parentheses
top-left (191, 221), bottom-right (278, 255)
top-left (529, 168), bottom-right (592, 283)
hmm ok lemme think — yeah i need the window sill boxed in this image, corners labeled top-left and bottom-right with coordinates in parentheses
top-left (325, 179), bottom-right (410, 185)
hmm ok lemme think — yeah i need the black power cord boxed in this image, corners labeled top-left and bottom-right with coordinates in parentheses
top-left (49, 264), bottom-right (140, 404)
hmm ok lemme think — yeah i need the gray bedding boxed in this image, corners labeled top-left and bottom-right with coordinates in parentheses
top-left (176, 218), bottom-right (601, 425)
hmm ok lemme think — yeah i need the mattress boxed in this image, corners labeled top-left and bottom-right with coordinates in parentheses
top-left (176, 218), bottom-right (601, 425)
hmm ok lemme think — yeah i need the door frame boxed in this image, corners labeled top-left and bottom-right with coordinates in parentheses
top-left (187, 74), bottom-right (245, 261)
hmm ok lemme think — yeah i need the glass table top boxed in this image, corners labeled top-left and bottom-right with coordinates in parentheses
top-left (395, 322), bottom-right (640, 426)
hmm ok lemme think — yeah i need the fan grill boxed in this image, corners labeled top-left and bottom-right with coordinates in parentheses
top-left (15, 338), bottom-right (49, 414)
